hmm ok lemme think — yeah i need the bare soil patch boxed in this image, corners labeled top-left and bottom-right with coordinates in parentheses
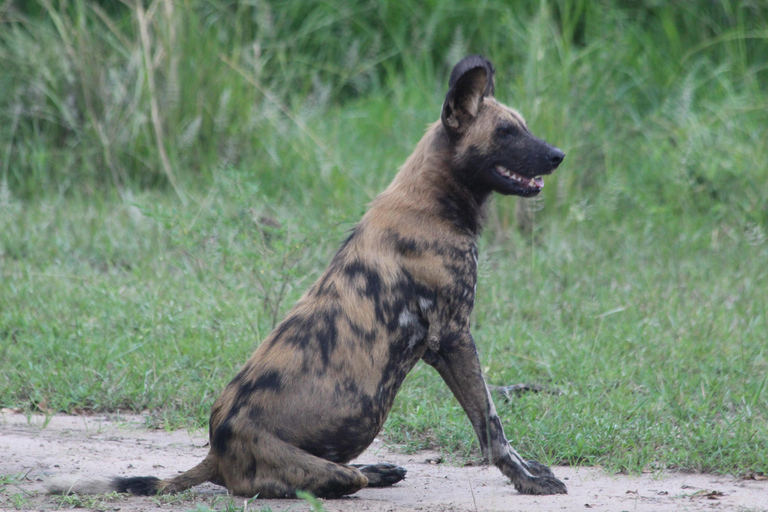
top-left (1, 413), bottom-right (765, 512)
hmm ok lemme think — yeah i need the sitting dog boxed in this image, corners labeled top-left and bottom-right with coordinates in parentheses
top-left (51, 55), bottom-right (567, 498)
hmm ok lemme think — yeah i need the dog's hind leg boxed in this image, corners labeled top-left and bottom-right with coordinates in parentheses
top-left (422, 341), bottom-right (567, 495)
top-left (219, 432), bottom-right (369, 498)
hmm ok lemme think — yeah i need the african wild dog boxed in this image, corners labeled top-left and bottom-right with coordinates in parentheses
top-left (50, 55), bottom-right (567, 498)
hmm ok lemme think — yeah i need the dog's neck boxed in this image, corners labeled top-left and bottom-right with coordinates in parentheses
top-left (433, 173), bottom-right (489, 237)
top-left (373, 123), bottom-right (490, 238)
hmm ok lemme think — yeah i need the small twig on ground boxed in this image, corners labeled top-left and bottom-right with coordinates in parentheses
top-left (488, 383), bottom-right (563, 402)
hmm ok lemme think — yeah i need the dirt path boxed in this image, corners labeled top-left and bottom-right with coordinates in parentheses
top-left (1, 413), bottom-right (765, 512)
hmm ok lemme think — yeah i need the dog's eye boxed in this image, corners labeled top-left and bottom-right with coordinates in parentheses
top-left (496, 124), bottom-right (518, 137)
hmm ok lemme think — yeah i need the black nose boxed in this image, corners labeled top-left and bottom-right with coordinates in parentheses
top-left (547, 147), bottom-right (565, 168)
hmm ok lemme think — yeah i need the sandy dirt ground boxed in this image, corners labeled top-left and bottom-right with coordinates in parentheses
top-left (1, 413), bottom-right (766, 512)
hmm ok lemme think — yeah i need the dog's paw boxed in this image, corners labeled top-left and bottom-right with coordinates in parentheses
top-left (525, 459), bottom-right (555, 478)
top-left (513, 475), bottom-right (567, 495)
top-left (351, 463), bottom-right (407, 487)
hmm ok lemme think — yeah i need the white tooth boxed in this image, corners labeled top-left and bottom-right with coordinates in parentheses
top-left (529, 178), bottom-right (536, 186)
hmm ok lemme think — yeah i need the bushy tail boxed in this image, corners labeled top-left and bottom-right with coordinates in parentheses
top-left (48, 456), bottom-right (217, 496)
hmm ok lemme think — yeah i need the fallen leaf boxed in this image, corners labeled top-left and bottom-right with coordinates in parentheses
top-left (688, 490), bottom-right (725, 500)
top-left (705, 490), bottom-right (725, 500)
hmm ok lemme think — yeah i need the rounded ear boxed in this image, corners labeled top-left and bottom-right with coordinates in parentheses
top-left (441, 55), bottom-right (496, 138)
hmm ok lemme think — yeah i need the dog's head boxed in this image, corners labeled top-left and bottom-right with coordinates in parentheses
top-left (441, 55), bottom-right (564, 198)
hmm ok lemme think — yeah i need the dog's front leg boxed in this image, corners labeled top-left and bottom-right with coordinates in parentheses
top-left (422, 337), bottom-right (567, 495)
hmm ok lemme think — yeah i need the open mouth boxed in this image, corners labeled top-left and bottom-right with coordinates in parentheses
top-left (494, 165), bottom-right (544, 190)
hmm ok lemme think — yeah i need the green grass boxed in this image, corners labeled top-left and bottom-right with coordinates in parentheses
top-left (1, 0), bottom-right (767, 477)
top-left (0, 473), bottom-right (34, 510)
top-left (2, 178), bottom-right (766, 474)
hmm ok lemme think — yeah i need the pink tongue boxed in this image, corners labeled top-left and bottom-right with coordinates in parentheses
top-left (533, 177), bottom-right (544, 188)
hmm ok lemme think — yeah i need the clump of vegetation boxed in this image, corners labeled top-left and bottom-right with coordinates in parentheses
top-left (2, 0), bottom-right (767, 221)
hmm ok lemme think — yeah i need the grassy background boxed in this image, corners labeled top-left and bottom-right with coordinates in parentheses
top-left (1, 0), bottom-right (767, 476)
